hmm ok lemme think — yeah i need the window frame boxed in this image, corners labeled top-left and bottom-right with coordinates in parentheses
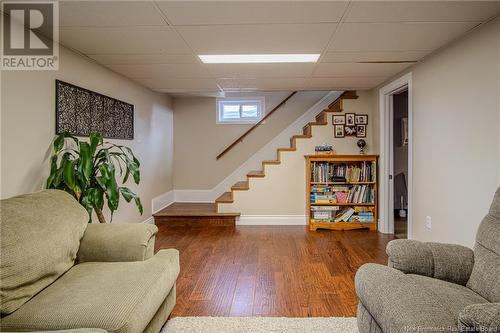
top-left (216, 97), bottom-right (265, 125)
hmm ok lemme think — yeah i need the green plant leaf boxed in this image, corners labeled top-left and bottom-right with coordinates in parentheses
top-left (129, 162), bottom-right (140, 184)
top-left (134, 196), bottom-right (143, 215)
top-left (80, 194), bottom-right (93, 221)
top-left (103, 163), bottom-right (119, 211)
top-left (53, 134), bottom-right (65, 153)
top-left (89, 132), bottom-right (103, 155)
top-left (119, 187), bottom-right (143, 215)
top-left (93, 187), bottom-right (104, 210)
top-left (79, 142), bottom-right (93, 181)
top-left (48, 132), bottom-right (143, 222)
top-left (63, 159), bottom-right (76, 191)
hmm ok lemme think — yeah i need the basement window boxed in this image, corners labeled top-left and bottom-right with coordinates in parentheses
top-left (217, 97), bottom-right (265, 124)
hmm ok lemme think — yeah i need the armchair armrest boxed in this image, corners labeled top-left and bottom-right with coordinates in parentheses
top-left (386, 239), bottom-right (474, 285)
top-left (77, 223), bottom-right (158, 263)
top-left (458, 303), bottom-right (500, 332)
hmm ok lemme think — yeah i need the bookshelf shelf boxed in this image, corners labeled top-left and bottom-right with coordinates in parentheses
top-left (311, 203), bottom-right (376, 206)
top-left (305, 154), bottom-right (378, 231)
top-left (311, 182), bottom-right (376, 185)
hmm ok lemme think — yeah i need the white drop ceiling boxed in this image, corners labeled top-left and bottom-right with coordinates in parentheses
top-left (58, 1), bottom-right (500, 95)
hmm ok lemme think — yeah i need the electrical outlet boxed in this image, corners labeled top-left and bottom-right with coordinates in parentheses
top-left (425, 216), bottom-right (432, 229)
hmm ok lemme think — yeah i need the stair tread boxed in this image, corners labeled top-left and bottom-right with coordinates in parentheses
top-left (231, 181), bottom-right (249, 190)
top-left (278, 147), bottom-right (296, 151)
top-left (247, 170), bottom-right (265, 177)
top-left (308, 122), bottom-right (328, 126)
top-left (293, 134), bottom-right (312, 139)
top-left (216, 192), bottom-right (233, 203)
top-left (263, 160), bottom-right (280, 165)
top-left (325, 107), bottom-right (342, 112)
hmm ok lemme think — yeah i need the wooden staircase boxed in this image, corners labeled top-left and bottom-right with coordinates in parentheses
top-left (214, 91), bottom-right (358, 213)
top-left (153, 91), bottom-right (358, 226)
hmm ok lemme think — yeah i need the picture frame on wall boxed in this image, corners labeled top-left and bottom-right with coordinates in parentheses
top-left (334, 125), bottom-right (345, 138)
top-left (346, 113), bottom-right (355, 126)
top-left (356, 125), bottom-right (366, 137)
top-left (333, 115), bottom-right (345, 125)
top-left (345, 126), bottom-right (357, 136)
top-left (355, 114), bottom-right (368, 125)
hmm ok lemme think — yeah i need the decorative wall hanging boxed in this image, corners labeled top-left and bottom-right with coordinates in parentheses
top-left (334, 125), bottom-right (345, 138)
top-left (345, 113), bottom-right (355, 126)
top-left (356, 125), bottom-right (366, 137)
top-left (333, 115), bottom-right (345, 125)
top-left (355, 114), bottom-right (368, 125)
top-left (333, 113), bottom-right (369, 138)
top-left (345, 126), bottom-right (357, 136)
top-left (55, 80), bottom-right (134, 140)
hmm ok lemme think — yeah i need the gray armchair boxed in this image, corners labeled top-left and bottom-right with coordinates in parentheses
top-left (355, 187), bottom-right (500, 333)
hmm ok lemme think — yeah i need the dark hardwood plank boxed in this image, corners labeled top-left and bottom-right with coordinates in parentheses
top-left (155, 225), bottom-right (393, 318)
top-left (154, 202), bottom-right (239, 217)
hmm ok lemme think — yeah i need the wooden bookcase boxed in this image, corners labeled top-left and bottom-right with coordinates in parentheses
top-left (305, 155), bottom-right (378, 231)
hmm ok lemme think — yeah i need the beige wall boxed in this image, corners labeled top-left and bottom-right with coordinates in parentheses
top-left (1, 46), bottom-right (174, 224)
top-left (377, 18), bottom-right (500, 246)
top-left (218, 91), bottom-right (376, 215)
top-left (173, 91), bottom-right (328, 190)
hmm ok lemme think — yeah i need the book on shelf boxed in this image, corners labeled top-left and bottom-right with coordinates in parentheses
top-left (334, 207), bottom-right (355, 222)
top-left (311, 205), bottom-right (341, 220)
top-left (311, 206), bottom-right (375, 223)
top-left (307, 156), bottom-right (378, 230)
top-left (311, 161), bottom-right (376, 183)
top-left (309, 185), bottom-right (375, 205)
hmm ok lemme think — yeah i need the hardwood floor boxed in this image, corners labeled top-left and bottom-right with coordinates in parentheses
top-left (155, 224), bottom-right (393, 318)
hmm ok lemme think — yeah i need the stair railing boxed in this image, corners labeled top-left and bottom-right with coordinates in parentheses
top-left (216, 91), bottom-right (297, 160)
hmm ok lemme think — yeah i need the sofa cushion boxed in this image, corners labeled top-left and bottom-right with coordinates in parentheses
top-left (0, 249), bottom-right (180, 333)
top-left (355, 263), bottom-right (488, 332)
top-left (467, 187), bottom-right (500, 302)
top-left (0, 190), bottom-right (88, 314)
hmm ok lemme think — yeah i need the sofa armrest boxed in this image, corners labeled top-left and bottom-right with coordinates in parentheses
top-left (458, 303), bottom-right (500, 332)
top-left (77, 223), bottom-right (158, 263)
top-left (386, 239), bottom-right (474, 285)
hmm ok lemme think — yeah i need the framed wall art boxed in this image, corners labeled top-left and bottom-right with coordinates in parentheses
top-left (333, 115), bottom-right (345, 125)
top-left (346, 113), bottom-right (356, 126)
top-left (355, 114), bottom-right (368, 125)
top-left (334, 124), bottom-right (345, 138)
top-left (55, 80), bottom-right (134, 140)
top-left (345, 126), bottom-right (357, 136)
top-left (356, 124), bottom-right (366, 137)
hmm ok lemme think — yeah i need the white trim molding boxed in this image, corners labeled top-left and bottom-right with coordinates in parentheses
top-left (151, 190), bottom-right (174, 214)
top-left (174, 91), bottom-right (343, 203)
top-left (141, 216), bottom-right (155, 224)
top-left (237, 215), bottom-right (307, 226)
top-left (379, 72), bottom-right (413, 238)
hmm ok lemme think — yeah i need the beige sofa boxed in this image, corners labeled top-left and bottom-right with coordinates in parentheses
top-left (0, 190), bottom-right (180, 333)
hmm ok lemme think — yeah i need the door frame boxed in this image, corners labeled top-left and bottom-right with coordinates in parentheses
top-left (378, 72), bottom-right (413, 238)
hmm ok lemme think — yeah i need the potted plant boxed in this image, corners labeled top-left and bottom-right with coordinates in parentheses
top-left (46, 132), bottom-right (142, 223)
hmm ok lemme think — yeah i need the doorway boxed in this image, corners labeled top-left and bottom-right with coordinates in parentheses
top-left (378, 73), bottom-right (413, 238)
top-left (392, 90), bottom-right (409, 239)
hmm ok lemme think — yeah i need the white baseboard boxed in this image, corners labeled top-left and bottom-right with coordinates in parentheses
top-left (237, 215), bottom-right (307, 226)
top-left (152, 190), bottom-right (174, 214)
top-left (141, 216), bottom-right (155, 224)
